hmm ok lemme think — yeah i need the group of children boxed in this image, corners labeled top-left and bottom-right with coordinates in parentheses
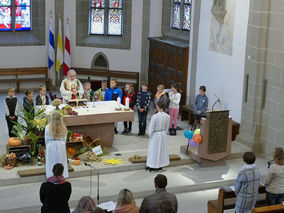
top-left (4, 86), bottom-right (50, 137)
top-left (4, 78), bottom-right (187, 138)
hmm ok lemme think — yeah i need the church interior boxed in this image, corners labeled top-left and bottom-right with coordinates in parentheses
top-left (0, 0), bottom-right (284, 212)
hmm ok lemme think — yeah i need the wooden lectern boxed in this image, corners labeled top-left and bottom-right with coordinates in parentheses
top-left (182, 110), bottom-right (232, 167)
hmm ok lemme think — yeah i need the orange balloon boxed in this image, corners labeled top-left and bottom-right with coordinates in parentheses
top-left (193, 134), bottom-right (202, 143)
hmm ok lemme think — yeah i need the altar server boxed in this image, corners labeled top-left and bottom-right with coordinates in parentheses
top-left (23, 88), bottom-right (34, 116)
top-left (4, 88), bottom-right (20, 137)
top-left (36, 85), bottom-right (50, 106)
top-left (60, 69), bottom-right (84, 103)
top-left (146, 101), bottom-right (170, 172)
top-left (45, 111), bottom-right (69, 178)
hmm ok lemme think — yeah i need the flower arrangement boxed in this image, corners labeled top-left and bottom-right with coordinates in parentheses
top-left (52, 99), bottom-right (62, 109)
top-left (33, 116), bottom-right (48, 131)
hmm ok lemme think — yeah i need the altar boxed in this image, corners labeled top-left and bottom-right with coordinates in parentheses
top-left (40, 101), bottom-right (134, 147)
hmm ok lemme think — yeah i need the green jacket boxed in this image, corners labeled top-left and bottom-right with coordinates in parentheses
top-left (96, 88), bottom-right (108, 101)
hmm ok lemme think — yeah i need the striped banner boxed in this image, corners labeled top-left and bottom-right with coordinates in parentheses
top-left (63, 21), bottom-right (71, 76)
top-left (48, 15), bottom-right (55, 69)
top-left (56, 18), bottom-right (63, 72)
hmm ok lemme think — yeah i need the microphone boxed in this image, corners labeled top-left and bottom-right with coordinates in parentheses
top-left (84, 161), bottom-right (100, 204)
top-left (215, 94), bottom-right (221, 103)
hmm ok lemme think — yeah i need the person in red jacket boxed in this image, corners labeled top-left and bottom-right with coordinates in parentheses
top-left (122, 83), bottom-right (136, 135)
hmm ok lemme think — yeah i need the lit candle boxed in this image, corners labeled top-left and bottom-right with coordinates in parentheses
top-left (117, 97), bottom-right (121, 109)
top-left (125, 97), bottom-right (129, 109)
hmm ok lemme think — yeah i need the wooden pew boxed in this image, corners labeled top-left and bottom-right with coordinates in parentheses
top-left (208, 185), bottom-right (267, 213)
top-left (181, 104), bottom-right (240, 141)
top-left (0, 67), bottom-right (51, 92)
top-left (252, 204), bottom-right (284, 213)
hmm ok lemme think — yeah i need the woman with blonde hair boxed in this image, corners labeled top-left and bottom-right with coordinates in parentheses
top-left (114, 189), bottom-right (139, 213)
top-left (45, 111), bottom-right (69, 178)
top-left (265, 147), bottom-right (284, 205)
top-left (72, 196), bottom-right (97, 213)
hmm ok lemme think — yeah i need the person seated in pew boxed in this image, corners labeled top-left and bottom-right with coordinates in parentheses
top-left (140, 174), bottom-right (178, 213)
top-left (40, 163), bottom-right (72, 213)
top-left (235, 152), bottom-right (261, 213)
top-left (36, 85), bottom-right (50, 106)
top-left (72, 196), bottom-right (103, 213)
top-left (113, 188), bottom-right (139, 213)
top-left (264, 147), bottom-right (284, 205)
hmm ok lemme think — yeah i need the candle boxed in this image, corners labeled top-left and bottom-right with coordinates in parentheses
top-left (117, 97), bottom-right (121, 109)
top-left (125, 97), bottom-right (129, 109)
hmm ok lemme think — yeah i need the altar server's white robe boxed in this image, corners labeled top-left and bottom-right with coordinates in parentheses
top-left (146, 112), bottom-right (170, 168)
top-left (60, 78), bottom-right (84, 103)
top-left (45, 125), bottom-right (69, 178)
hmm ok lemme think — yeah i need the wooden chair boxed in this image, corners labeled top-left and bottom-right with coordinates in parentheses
top-left (252, 204), bottom-right (284, 213)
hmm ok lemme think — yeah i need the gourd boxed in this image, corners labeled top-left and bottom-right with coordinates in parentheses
top-left (67, 147), bottom-right (76, 156)
top-left (8, 137), bottom-right (21, 147)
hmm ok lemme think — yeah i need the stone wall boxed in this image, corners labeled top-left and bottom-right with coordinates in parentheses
top-left (237, 0), bottom-right (284, 156)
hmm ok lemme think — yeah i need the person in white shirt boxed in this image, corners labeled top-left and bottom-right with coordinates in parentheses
top-left (168, 83), bottom-right (181, 136)
top-left (45, 111), bottom-right (69, 178)
top-left (60, 69), bottom-right (84, 103)
top-left (146, 101), bottom-right (170, 172)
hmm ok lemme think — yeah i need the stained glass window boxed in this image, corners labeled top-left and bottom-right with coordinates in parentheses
top-left (15, 0), bottom-right (31, 31)
top-left (0, 0), bottom-right (31, 32)
top-left (90, 0), bottom-right (123, 36)
top-left (0, 0), bottom-right (12, 31)
top-left (171, 0), bottom-right (191, 31)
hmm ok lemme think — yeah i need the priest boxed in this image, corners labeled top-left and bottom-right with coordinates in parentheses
top-left (60, 69), bottom-right (84, 103)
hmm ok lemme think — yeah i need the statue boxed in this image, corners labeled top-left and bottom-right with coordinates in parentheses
top-left (211, 0), bottom-right (227, 23)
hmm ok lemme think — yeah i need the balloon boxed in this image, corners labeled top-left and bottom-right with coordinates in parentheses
top-left (194, 129), bottom-right (200, 135)
top-left (193, 134), bottom-right (202, 143)
top-left (189, 138), bottom-right (197, 147)
top-left (184, 130), bottom-right (194, 139)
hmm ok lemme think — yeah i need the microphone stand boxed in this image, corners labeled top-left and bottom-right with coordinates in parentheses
top-left (84, 162), bottom-right (100, 204)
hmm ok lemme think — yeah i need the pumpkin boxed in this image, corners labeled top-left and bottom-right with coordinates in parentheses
top-left (8, 137), bottom-right (21, 147)
top-left (67, 147), bottom-right (76, 156)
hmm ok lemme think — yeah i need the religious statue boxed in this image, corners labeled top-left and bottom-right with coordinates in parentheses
top-left (211, 0), bottom-right (227, 23)
top-left (60, 69), bottom-right (84, 103)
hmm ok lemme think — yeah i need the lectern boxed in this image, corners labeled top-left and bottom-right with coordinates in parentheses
top-left (182, 110), bottom-right (232, 167)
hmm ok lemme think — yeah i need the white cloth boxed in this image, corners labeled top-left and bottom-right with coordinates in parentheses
top-left (44, 125), bottom-right (69, 178)
top-left (146, 112), bottom-right (170, 168)
top-left (169, 92), bottom-right (181, 109)
top-left (60, 78), bottom-right (84, 103)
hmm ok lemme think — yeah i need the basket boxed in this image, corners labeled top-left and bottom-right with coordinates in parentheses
top-left (6, 157), bottom-right (16, 167)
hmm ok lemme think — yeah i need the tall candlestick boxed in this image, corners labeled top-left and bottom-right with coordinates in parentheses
top-left (117, 97), bottom-right (121, 109)
top-left (125, 97), bottom-right (129, 109)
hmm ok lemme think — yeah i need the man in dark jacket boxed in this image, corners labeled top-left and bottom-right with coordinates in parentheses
top-left (40, 163), bottom-right (72, 213)
top-left (140, 174), bottom-right (178, 213)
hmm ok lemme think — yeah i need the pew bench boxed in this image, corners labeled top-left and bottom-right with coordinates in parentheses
top-left (252, 204), bottom-right (284, 213)
top-left (0, 68), bottom-right (51, 93)
top-left (181, 104), bottom-right (240, 141)
top-left (208, 186), bottom-right (267, 213)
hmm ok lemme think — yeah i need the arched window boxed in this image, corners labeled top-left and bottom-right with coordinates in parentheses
top-left (0, 0), bottom-right (31, 31)
top-left (92, 53), bottom-right (109, 69)
top-left (89, 0), bottom-right (123, 36)
top-left (172, 0), bottom-right (191, 31)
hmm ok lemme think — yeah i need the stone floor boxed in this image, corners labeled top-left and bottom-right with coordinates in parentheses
top-left (0, 92), bottom-right (268, 213)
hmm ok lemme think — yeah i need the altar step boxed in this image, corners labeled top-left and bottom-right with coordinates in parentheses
top-left (0, 149), bottom-right (246, 188)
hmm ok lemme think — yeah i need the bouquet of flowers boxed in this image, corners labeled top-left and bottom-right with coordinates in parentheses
top-left (33, 116), bottom-right (48, 131)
